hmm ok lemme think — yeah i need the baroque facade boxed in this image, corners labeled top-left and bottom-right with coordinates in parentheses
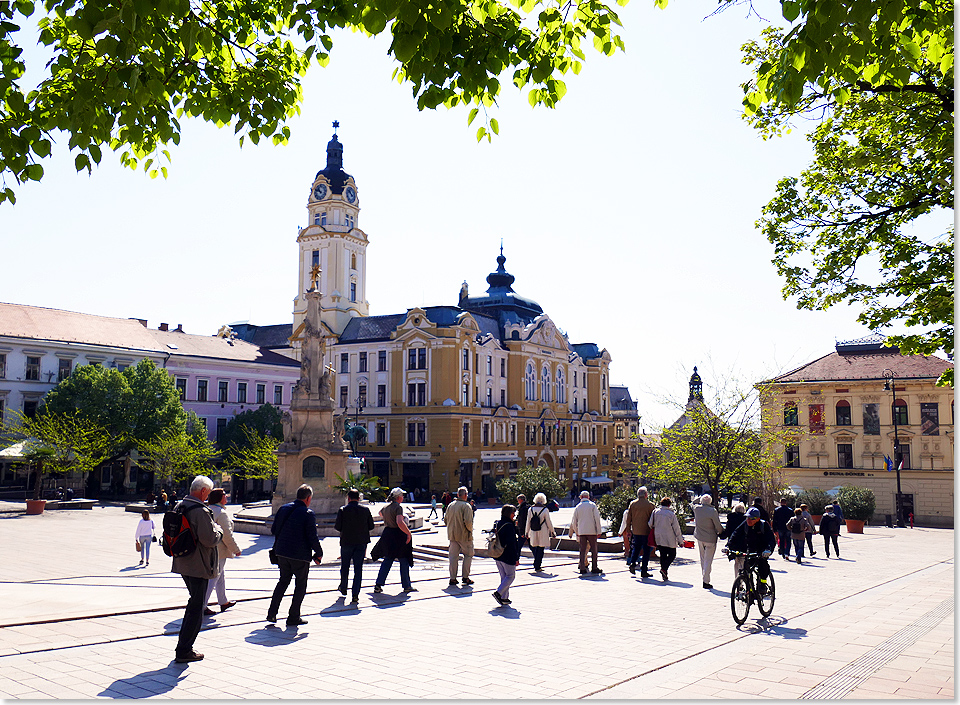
top-left (761, 335), bottom-right (954, 527)
top-left (239, 129), bottom-right (616, 495)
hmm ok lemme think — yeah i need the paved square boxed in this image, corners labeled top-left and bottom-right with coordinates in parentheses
top-left (0, 503), bottom-right (953, 699)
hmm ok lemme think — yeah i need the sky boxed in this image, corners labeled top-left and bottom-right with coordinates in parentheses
top-left (1, 0), bottom-right (884, 428)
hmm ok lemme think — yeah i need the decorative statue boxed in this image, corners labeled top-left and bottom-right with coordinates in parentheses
top-left (342, 419), bottom-right (369, 457)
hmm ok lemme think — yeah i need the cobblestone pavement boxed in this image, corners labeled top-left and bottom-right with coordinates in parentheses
top-left (0, 504), bottom-right (952, 699)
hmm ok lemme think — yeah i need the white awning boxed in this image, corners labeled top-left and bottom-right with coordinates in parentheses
top-left (0, 439), bottom-right (37, 459)
top-left (582, 475), bottom-right (613, 485)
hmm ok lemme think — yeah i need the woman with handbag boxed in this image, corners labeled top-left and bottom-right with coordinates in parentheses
top-left (648, 497), bottom-right (684, 582)
top-left (134, 510), bottom-right (155, 566)
top-left (492, 504), bottom-right (520, 606)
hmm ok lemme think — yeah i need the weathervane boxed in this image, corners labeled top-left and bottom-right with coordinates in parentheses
top-left (332, 120), bottom-right (339, 134)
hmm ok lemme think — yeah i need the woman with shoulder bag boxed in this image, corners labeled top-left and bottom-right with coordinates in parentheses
top-left (492, 504), bottom-right (520, 605)
top-left (135, 510), bottom-right (155, 566)
top-left (648, 497), bottom-right (684, 582)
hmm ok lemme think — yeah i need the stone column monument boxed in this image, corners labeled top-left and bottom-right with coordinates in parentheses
top-left (273, 288), bottom-right (359, 515)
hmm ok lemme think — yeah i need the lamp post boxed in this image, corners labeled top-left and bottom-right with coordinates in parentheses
top-left (882, 369), bottom-right (904, 527)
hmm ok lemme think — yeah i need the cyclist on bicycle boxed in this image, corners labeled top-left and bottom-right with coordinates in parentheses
top-left (725, 507), bottom-right (776, 593)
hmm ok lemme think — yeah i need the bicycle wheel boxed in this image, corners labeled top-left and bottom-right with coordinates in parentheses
top-left (731, 576), bottom-right (751, 625)
top-left (757, 571), bottom-right (776, 617)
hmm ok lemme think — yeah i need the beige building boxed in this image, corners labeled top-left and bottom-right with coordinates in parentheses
top-left (761, 336), bottom-right (954, 527)
top-left (238, 128), bottom-right (615, 496)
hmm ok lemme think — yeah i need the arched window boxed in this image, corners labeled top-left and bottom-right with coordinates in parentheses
top-left (836, 400), bottom-right (851, 425)
top-left (573, 395), bottom-right (578, 414)
top-left (350, 252), bottom-right (357, 269)
top-left (525, 363), bottom-right (536, 401)
top-left (556, 368), bottom-right (566, 404)
top-left (893, 399), bottom-right (908, 425)
top-left (302, 456), bottom-right (325, 479)
top-left (541, 366), bottom-right (551, 402)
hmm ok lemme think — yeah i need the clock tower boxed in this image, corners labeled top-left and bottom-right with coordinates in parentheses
top-left (292, 123), bottom-right (369, 347)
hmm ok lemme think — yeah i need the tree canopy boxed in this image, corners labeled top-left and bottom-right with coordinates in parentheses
top-left (0, 0), bottom-right (628, 204)
top-left (495, 463), bottom-right (566, 505)
top-left (41, 359), bottom-right (186, 457)
top-left (738, 0), bottom-right (954, 384)
top-left (137, 410), bottom-right (217, 483)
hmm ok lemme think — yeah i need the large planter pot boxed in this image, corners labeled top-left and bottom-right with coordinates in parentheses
top-left (812, 514), bottom-right (823, 528)
top-left (25, 499), bottom-right (46, 515)
top-left (845, 519), bottom-right (865, 534)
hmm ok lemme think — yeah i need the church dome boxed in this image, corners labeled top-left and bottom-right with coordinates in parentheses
top-left (314, 124), bottom-right (353, 194)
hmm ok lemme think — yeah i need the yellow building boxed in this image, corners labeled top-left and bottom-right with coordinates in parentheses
top-left (243, 128), bottom-right (615, 496)
top-left (761, 335), bottom-right (954, 527)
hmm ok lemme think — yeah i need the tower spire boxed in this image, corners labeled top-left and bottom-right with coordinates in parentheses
top-left (688, 366), bottom-right (703, 403)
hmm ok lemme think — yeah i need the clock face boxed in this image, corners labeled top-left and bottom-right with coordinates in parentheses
top-left (313, 183), bottom-right (327, 201)
top-left (345, 186), bottom-right (356, 204)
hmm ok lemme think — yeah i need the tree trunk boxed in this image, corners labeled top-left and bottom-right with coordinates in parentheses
top-left (32, 467), bottom-right (43, 500)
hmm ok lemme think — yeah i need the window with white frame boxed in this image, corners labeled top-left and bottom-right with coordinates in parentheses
top-left (541, 366), bottom-right (551, 402)
top-left (524, 363), bottom-right (536, 400)
top-left (556, 367), bottom-right (565, 403)
top-left (25, 356), bottom-right (40, 381)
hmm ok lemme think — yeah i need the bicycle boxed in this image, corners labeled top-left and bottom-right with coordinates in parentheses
top-left (726, 550), bottom-right (776, 625)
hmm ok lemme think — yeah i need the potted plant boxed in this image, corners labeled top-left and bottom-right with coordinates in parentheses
top-left (796, 488), bottom-right (830, 526)
top-left (835, 485), bottom-right (876, 534)
top-left (25, 446), bottom-right (55, 514)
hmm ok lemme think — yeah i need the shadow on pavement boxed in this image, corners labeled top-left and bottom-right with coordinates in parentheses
top-left (319, 598), bottom-right (361, 617)
top-left (245, 625), bottom-right (309, 646)
top-left (489, 606), bottom-right (520, 618)
top-left (99, 665), bottom-right (189, 698)
top-left (238, 535), bottom-right (275, 557)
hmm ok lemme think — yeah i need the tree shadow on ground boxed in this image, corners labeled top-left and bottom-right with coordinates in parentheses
top-left (99, 665), bottom-right (189, 698)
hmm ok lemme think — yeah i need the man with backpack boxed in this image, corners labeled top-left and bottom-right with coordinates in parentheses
top-left (170, 476), bottom-right (223, 664)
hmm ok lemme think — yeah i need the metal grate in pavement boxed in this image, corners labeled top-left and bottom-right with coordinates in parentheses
top-left (800, 598), bottom-right (953, 699)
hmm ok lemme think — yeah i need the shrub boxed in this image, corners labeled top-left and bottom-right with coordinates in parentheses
top-left (495, 464), bottom-right (566, 506)
top-left (836, 485), bottom-right (876, 522)
top-left (796, 488), bottom-right (830, 515)
top-left (597, 485), bottom-right (636, 533)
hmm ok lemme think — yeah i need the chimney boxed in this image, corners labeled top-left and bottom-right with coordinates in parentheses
top-left (174, 324), bottom-right (184, 333)
top-left (131, 318), bottom-right (147, 327)
top-left (159, 323), bottom-right (169, 331)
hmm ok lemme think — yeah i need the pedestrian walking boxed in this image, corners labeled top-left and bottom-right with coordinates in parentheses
top-left (374, 488), bottom-right (415, 593)
top-left (267, 484), bottom-right (323, 626)
top-left (626, 486), bottom-right (655, 577)
top-left (618, 508), bottom-right (631, 561)
top-left (693, 494), bottom-right (723, 589)
top-left (786, 507), bottom-right (813, 564)
top-left (799, 503), bottom-right (817, 555)
top-left (819, 504), bottom-right (841, 558)
top-left (492, 504), bottom-right (520, 606)
top-left (569, 490), bottom-right (604, 575)
top-left (171, 476), bottom-right (223, 664)
top-left (751, 497), bottom-right (770, 522)
top-left (720, 502), bottom-right (748, 576)
top-left (524, 493), bottom-right (556, 572)
top-left (445, 487), bottom-right (475, 587)
top-left (515, 494), bottom-right (530, 558)
top-left (428, 494), bottom-right (439, 520)
top-left (772, 497), bottom-right (793, 558)
top-left (204, 488), bottom-right (241, 615)
top-left (649, 497), bottom-right (684, 582)
top-left (335, 488), bottom-right (375, 603)
top-left (134, 510), bottom-right (155, 567)
top-left (832, 500), bottom-right (845, 526)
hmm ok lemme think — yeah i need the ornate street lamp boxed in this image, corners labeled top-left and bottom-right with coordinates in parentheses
top-left (882, 369), bottom-right (904, 527)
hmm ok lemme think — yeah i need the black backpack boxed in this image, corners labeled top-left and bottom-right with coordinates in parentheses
top-left (529, 508), bottom-right (546, 532)
top-left (160, 503), bottom-right (203, 557)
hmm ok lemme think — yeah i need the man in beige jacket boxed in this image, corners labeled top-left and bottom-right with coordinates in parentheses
top-left (445, 487), bottom-right (475, 586)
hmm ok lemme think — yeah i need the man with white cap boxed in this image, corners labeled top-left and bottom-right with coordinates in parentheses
top-left (692, 494), bottom-right (724, 589)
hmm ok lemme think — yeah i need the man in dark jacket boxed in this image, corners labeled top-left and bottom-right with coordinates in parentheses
top-left (335, 488), bottom-right (375, 603)
top-left (819, 504), bottom-right (842, 558)
top-left (772, 497), bottom-right (794, 558)
top-left (515, 494), bottom-right (529, 557)
top-left (751, 497), bottom-right (770, 522)
top-left (726, 507), bottom-right (777, 593)
top-left (172, 476), bottom-right (223, 664)
top-left (267, 484), bottom-right (323, 626)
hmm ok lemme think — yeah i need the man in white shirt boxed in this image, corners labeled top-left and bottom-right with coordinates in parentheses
top-left (569, 490), bottom-right (604, 575)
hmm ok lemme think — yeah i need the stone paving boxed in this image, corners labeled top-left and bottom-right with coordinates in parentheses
top-left (0, 503), bottom-right (953, 699)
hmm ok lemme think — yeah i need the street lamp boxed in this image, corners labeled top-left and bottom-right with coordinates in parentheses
top-left (882, 368), bottom-right (905, 527)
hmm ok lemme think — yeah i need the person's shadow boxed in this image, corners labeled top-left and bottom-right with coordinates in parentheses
top-left (99, 666), bottom-right (188, 698)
